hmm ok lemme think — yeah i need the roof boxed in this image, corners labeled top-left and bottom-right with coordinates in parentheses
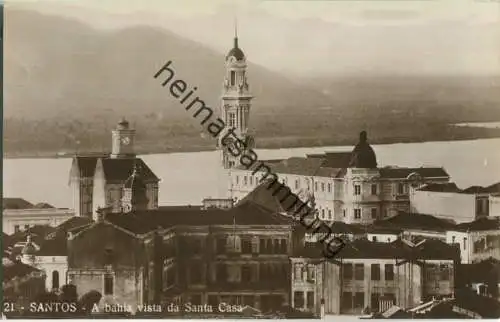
top-left (73, 156), bottom-right (159, 182)
top-left (3, 261), bottom-right (42, 281)
top-left (294, 237), bottom-right (459, 260)
top-left (237, 179), bottom-right (294, 214)
top-left (418, 182), bottom-right (462, 193)
top-left (3, 198), bottom-right (34, 209)
top-left (38, 216), bottom-right (94, 256)
top-left (349, 131), bottom-right (377, 168)
top-left (453, 217), bottom-right (500, 232)
top-left (373, 211), bottom-right (456, 232)
top-left (103, 200), bottom-right (294, 235)
top-left (379, 167), bottom-right (449, 179)
top-left (226, 37), bottom-right (245, 61)
top-left (33, 202), bottom-right (55, 209)
top-left (462, 182), bottom-right (500, 195)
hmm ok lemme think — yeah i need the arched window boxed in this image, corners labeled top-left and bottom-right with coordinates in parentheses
top-left (52, 271), bottom-right (60, 289)
top-left (230, 71), bottom-right (236, 86)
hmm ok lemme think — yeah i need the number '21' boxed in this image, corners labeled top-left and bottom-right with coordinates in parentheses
top-left (3, 302), bottom-right (15, 312)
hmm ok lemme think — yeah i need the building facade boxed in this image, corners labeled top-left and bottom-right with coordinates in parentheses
top-left (229, 132), bottom-right (450, 225)
top-left (68, 119), bottom-right (160, 217)
top-left (290, 239), bottom-right (459, 316)
top-left (3, 207), bottom-right (74, 235)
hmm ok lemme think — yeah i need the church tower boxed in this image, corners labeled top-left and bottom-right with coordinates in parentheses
top-left (219, 25), bottom-right (255, 169)
top-left (121, 163), bottom-right (149, 213)
top-left (111, 118), bottom-right (136, 159)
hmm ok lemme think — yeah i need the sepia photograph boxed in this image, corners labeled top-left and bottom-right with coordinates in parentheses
top-left (2, 0), bottom-right (500, 319)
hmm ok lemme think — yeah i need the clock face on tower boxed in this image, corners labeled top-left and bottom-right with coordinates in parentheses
top-left (121, 136), bottom-right (131, 145)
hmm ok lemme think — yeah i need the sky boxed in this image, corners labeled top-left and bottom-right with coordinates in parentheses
top-left (6, 0), bottom-right (500, 76)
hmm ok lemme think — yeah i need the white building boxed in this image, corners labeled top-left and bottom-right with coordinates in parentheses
top-left (446, 217), bottom-right (500, 264)
top-left (227, 132), bottom-right (450, 224)
top-left (3, 198), bottom-right (74, 235)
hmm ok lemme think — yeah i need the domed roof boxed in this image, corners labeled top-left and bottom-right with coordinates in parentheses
top-left (349, 131), bottom-right (378, 168)
top-left (124, 164), bottom-right (147, 191)
top-left (22, 235), bottom-right (37, 255)
top-left (226, 37), bottom-right (245, 61)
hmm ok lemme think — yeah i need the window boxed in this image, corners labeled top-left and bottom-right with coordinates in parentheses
top-left (307, 291), bottom-right (315, 309)
top-left (14, 225), bottom-right (20, 233)
top-left (341, 292), bottom-right (352, 310)
top-left (343, 209), bottom-right (346, 217)
top-left (230, 71), bottom-right (236, 85)
top-left (241, 265), bottom-right (252, 283)
top-left (328, 210), bottom-right (332, 220)
top-left (236, 176), bottom-right (239, 185)
top-left (354, 185), bottom-right (361, 195)
top-left (259, 239), bottom-right (266, 254)
top-left (307, 265), bottom-right (315, 281)
top-left (384, 293), bottom-right (396, 305)
top-left (104, 274), bottom-right (114, 295)
top-left (342, 263), bottom-right (353, 279)
top-left (321, 183), bottom-right (325, 192)
top-left (371, 293), bottom-right (380, 312)
top-left (397, 183), bottom-right (405, 195)
top-left (321, 209), bottom-right (325, 219)
top-left (354, 209), bottom-right (361, 219)
top-left (280, 239), bottom-right (287, 254)
top-left (371, 208), bottom-right (377, 219)
top-left (294, 264), bottom-right (302, 281)
top-left (52, 271), bottom-right (60, 289)
top-left (354, 264), bottom-right (364, 280)
top-left (216, 238), bottom-right (226, 254)
top-left (216, 264), bottom-right (227, 282)
top-left (241, 238), bottom-right (252, 254)
top-left (104, 248), bottom-right (114, 265)
top-left (244, 176), bottom-right (248, 185)
top-left (295, 179), bottom-right (300, 189)
top-left (228, 112), bottom-right (236, 128)
top-left (354, 292), bottom-right (364, 308)
top-left (249, 176), bottom-right (253, 185)
top-left (190, 265), bottom-right (202, 284)
top-left (463, 237), bottom-right (467, 250)
top-left (327, 183), bottom-right (332, 193)
top-left (371, 264), bottom-right (381, 281)
top-left (439, 264), bottom-right (449, 281)
top-left (192, 239), bottom-right (202, 255)
top-left (294, 291), bottom-right (304, 308)
top-left (315, 182), bottom-right (318, 191)
top-left (372, 236), bottom-right (377, 242)
top-left (371, 184), bottom-right (378, 195)
top-left (385, 264), bottom-right (394, 281)
top-left (452, 236), bottom-right (456, 244)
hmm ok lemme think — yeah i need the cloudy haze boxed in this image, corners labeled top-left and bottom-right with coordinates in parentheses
top-left (6, 0), bottom-right (500, 76)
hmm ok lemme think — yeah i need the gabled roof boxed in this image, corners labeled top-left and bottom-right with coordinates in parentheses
top-left (104, 200), bottom-right (294, 235)
top-left (379, 167), bottom-right (449, 179)
top-left (72, 156), bottom-right (159, 182)
top-left (453, 217), bottom-right (500, 232)
top-left (38, 216), bottom-right (94, 256)
top-left (3, 198), bottom-right (34, 209)
top-left (373, 211), bottom-right (456, 232)
top-left (33, 202), bottom-right (55, 209)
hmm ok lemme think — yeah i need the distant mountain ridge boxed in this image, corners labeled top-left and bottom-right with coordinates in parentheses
top-left (4, 8), bottom-right (330, 121)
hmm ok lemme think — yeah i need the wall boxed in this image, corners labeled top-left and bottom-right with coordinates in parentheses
top-left (411, 191), bottom-right (476, 223)
top-left (35, 255), bottom-right (68, 291)
top-left (3, 209), bottom-right (75, 234)
top-left (490, 196), bottom-right (500, 217)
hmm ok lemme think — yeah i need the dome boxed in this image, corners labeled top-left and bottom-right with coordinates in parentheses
top-left (349, 131), bottom-right (378, 168)
top-left (22, 236), bottom-right (37, 255)
top-left (226, 37), bottom-right (245, 61)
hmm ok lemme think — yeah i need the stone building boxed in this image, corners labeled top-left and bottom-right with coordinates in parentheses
top-left (290, 238), bottom-right (460, 316)
top-left (68, 119), bottom-right (160, 217)
top-left (229, 131), bottom-right (450, 224)
top-left (66, 170), bottom-right (298, 314)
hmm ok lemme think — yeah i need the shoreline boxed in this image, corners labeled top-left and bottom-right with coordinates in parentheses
top-left (4, 135), bottom-right (500, 160)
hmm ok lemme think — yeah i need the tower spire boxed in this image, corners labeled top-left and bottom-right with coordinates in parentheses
top-left (234, 17), bottom-right (238, 48)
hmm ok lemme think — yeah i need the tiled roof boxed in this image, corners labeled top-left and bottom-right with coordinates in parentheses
top-left (321, 152), bottom-right (353, 168)
top-left (38, 216), bottom-right (94, 256)
top-left (3, 261), bottom-right (42, 281)
top-left (101, 158), bottom-right (159, 182)
top-left (294, 237), bottom-right (459, 260)
top-left (73, 156), bottom-right (159, 182)
top-left (330, 221), bottom-right (365, 234)
top-left (3, 198), bottom-right (34, 209)
top-left (267, 157), bottom-right (324, 176)
top-left (104, 200), bottom-right (294, 235)
top-left (237, 180), bottom-right (292, 214)
top-left (418, 183), bottom-right (462, 193)
top-left (373, 211), bottom-right (456, 232)
top-left (453, 217), bottom-right (500, 232)
top-left (379, 167), bottom-right (449, 179)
